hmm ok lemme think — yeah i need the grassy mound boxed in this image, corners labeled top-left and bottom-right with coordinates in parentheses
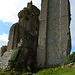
top-left (0, 67), bottom-right (75, 75)
top-left (35, 67), bottom-right (75, 75)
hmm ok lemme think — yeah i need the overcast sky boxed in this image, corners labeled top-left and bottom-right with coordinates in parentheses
top-left (0, 0), bottom-right (75, 53)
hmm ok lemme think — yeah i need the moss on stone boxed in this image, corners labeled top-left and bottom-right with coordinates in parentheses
top-left (8, 48), bottom-right (21, 63)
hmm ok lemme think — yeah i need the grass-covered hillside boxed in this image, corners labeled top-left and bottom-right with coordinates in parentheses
top-left (35, 67), bottom-right (75, 75)
top-left (0, 67), bottom-right (75, 75)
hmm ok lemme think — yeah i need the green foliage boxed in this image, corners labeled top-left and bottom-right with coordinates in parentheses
top-left (0, 72), bottom-right (9, 75)
top-left (22, 72), bottom-right (32, 75)
top-left (0, 71), bottom-right (21, 75)
top-left (12, 71), bottom-right (21, 75)
top-left (34, 67), bottom-right (75, 75)
top-left (64, 52), bottom-right (75, 65)
top-left (8, 48), bottom-right (21, 63)
top-left (0, 67), bottom-right (75, 75)
top-left (0, 69), bottom-right (21, 75)
top-left (34, 67), bottom-right (61, 75)
top-left (1, 69), bottom-right (7, 72)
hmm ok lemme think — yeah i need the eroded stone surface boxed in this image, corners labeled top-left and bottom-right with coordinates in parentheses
top-left (0, 0), bottom-right (71, 70)
top-left (8, 1), bottom-right (40, 51)
top-left (37, 0), bottom-right (71, 68)
top-left (0, 1), bottom-right (40, 70)
top-left (0, 46), bottom-right (7, 57)
top-left (8, 1), bottom-right (40, 70)
top-left (0, 50), bottom-right (13, 69)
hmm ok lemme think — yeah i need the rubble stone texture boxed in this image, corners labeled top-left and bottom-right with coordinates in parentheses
top-left (0, 46), bottom-right (7, 57)
top-left (7, 1), bottom-right (40, 70)
top-left (7, 1), bottom-right (40, 51)
top-left (0, 50), bottom-right (13, 69)
top-left (37, 0), bottom-right (71, 68)
top-left (0, 1), bottom-right (40, 70)
top-left (0, 0), bottom-right (71, 70)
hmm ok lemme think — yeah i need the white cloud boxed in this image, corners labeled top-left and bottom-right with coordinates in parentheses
top-left (0, 0), bottom-right (41, 47)
top-left (0, 33), bottom-right (8, 47)
top-left (0, 0), bottom-right (41, 23)
top-left (69, 0), bottom-right (75, 47)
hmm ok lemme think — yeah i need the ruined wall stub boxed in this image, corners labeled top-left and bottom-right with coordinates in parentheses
top-left (37, 0), bottom-right (71, 68)
top-left (37, 0), bottom-right (48, 68)
top-left (7, 2), bottom-right (40, 51)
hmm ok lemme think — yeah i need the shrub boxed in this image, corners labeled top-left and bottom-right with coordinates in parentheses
top-left (8, 47), bottom-right (21, 69)
top-left (8, 48), bottom-right (21, 63)
top-left (64, 52), bottom-right (75, 65)
top-left (13, 71), bottom-right (21, 75)
top-left (22, 72), bottom-right (32, 75)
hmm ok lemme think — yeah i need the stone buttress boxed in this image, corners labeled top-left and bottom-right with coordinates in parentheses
top-left (37, 0), bottom-right (71, 68)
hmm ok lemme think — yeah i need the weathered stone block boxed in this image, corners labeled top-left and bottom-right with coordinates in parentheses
top-left (0, 1), bottom-right (40, 70)
top-left (37, 0), bottom-right (71, 68)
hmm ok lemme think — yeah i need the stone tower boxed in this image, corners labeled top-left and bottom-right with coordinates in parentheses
top-left (37, 0), bottom-right (71, 68)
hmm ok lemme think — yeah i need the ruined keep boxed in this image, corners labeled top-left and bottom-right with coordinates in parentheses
top-left (0, 0), bottom-right (71, 71)
top-left (8, 1), bottom-right (40, 51)
top-left (7, 1), bottom-right (40, 70)
top-left (0, 1), bottom-right (40, 70)
top-left (37, 0), bottom-right (71, 68)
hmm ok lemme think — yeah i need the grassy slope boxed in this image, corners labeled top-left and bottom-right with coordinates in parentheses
top-left (0, 67), bottom-right (75, 75)
top-left (34, 67), bottom-right (75, 75)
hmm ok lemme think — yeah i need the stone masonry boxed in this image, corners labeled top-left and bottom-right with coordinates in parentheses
top-left (7, 1), bottom-right (40, 51)
top-left (0, 1), bottom-right (40, 70)
top-left (0, 0), bottom-right (71, 70)
top-left (37, 0), bottom-right (71, 68)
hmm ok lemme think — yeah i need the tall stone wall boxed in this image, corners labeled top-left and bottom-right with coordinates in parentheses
top-left (7, 2), bottom-right (40, 51)
top-left (37, 0), bottom-right (48, 68)
top-left (7, 23), bottom-right (19, 50)
top-left (6, 1), bottom-right (40, 70)
top-left (37, 0), bottom-right (71, 68)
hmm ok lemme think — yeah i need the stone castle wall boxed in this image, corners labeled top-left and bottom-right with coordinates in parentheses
top-left (37, 0), bottom-right (71, 68)
top-left (0, 0), bottom-right (71, 69)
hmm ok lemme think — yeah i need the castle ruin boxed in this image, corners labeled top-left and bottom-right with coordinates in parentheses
top-left (0, 0), bottom-right (71, 70)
